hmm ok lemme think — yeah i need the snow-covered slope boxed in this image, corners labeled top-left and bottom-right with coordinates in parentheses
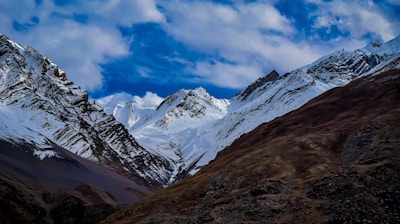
top-left (98, 87), bottom-right (231, 182)
top-left (96, 91), bottom-right (164, 130)
top-left (0, 34), bottom-right (173, 186)
top-left (99, 35), bottom-right (400, 184)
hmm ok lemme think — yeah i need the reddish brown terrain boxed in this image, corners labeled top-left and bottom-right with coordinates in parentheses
top-left (0, 142), bottom-right (153, 223)
top-left (103, 69), bottom-right (400, 223)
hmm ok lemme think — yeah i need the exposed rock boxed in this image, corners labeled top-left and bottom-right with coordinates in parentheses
top-left (0, 34), bottom-right (173, 186)
top-left (235, 69), bottom-right (280, 101)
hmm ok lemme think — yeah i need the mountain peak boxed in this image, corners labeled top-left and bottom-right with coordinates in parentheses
top-left (155, 86), bottom-right (227, 125)
top-left (155, 88), bottom-right (188, 111)
top-left (0, 33), bottom-right (77, 89)
top-left (0, 35), bottom-right (173, 186)
top-left (190, 86), bottom-right (207, 94)
top-left (187, 87), bottom-right (213, 102)
top-left (366, 38), bottom-right (384, 49)
top-left (362, 34), bottom-right (400, 55)
top-left (156, 87), bottom-right (214, 112)
top-left (234, 69), bottom-right (280, 101)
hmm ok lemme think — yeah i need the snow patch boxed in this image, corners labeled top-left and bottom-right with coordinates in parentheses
top-left (33, 149), bottom-right (60, 160)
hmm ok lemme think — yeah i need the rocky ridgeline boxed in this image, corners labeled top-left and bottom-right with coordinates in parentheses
top-left (0, 34), bottom-right (173, 186)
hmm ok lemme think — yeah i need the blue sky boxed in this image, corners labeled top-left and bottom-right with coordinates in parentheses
top-left (0, 0), bottom-right (399, 99)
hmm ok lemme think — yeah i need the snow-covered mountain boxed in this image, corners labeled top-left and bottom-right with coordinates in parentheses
top-left (99, 35), bottom-right (400, 183)
top-left (99, 87), bottom-right (231, 182)
top-left (0, 34), bottom-right (173, 186)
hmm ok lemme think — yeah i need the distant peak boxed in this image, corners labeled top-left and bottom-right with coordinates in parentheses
top-left (369, 40), bottom-right (383, 48)
top-left (266, 70), bottom-right (279, 78)
top-left (362, 34), bottom-right (400, 54)
top-left (189, 87), bottom-right (209, 97)
top-left (234, 70), bottom-right (280, 101)
top-left (366, 39), bottom-right (384, 49)
top-left (193, 86), bottom-right (206, 93)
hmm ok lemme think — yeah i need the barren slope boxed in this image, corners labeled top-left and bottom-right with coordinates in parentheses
top-left (0, 141), bottom-right (152, 224)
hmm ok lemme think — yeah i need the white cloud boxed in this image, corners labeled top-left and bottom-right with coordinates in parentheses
top-left (156, 0), bottom-right (399, 89)
top-left (27, 21), bottom-right (130, 90)
top-left (158, 0), bottom-right (322, 88)
top-left (310, 0), bottom-right (398, 41)
top-left (63, 0), bottom-right (165, 25)
top-left (96, 91), bottom-right (163, 112)
top-left (1, 0), bottom-right (398, 93)
top-left (161, 1), bottom-right (294, 51)
top-left (133, 91), bottom-right (164, 109)
top-left (136, 66), bottom-right (153, 78)
top-left (0, 0), bottom-right (164, 91)
top-left (191, 61), bottom-right (263, 88)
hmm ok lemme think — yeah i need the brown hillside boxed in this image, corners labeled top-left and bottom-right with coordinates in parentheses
top-left (0, 142), bottom-right (152, 223)
top-left (103, 69), bottom-right (400, 224)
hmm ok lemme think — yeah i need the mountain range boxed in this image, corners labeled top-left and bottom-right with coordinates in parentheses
top-left (0, 34), bottom-right (169, 223)
top-left (0, 33), bottom-right (399, 223)
top-left (97, 35), bottom-right (400, 183)
top-left (103, 65), bottom-right (400, 224)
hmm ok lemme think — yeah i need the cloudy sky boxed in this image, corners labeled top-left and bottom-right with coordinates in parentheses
top-left (0, 0), bottom-right (399, 99)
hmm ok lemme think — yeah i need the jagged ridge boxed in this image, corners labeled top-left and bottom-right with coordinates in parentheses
top-left (0, 34), bottom-right (173, 186)
top-left (100, 35), bottom-right (400, 184)
top-left (102, 67), bottom-right (400, 224)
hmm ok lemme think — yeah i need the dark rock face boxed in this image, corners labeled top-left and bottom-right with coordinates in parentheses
top-left (309, 162), bottom-right (400, 223)
top-left (0, 177), bottom-right (47, 223)
top-left (49, 193), bottom-right (118, 224)
top-left (102, 69), bottom-right (400, 223)
top-left (235, 70), bottom-right (280, 101)
top-left (0, 178), bottom-right (120, 224)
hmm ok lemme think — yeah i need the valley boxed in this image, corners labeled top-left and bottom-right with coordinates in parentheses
top-left (0, 34), bottom-right (399, 223)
